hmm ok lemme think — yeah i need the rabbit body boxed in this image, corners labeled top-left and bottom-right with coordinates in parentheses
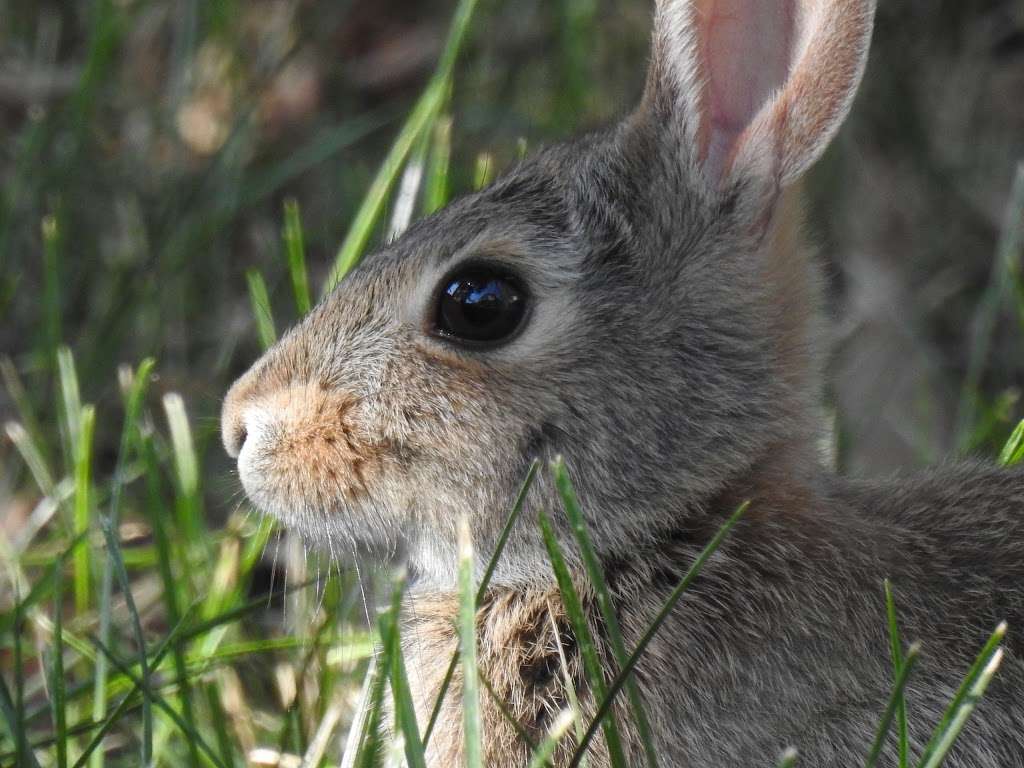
top-left (222, 0), bottom-right (1024, 763)
top-left (405, 463), bottom-right (1024, 767)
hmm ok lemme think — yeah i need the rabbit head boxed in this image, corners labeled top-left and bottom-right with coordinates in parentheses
top-left (222, 0), bottom-right (876, 586)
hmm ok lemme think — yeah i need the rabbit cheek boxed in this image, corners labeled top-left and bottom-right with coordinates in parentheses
top-left (237, 384), bottom-right (382, 522)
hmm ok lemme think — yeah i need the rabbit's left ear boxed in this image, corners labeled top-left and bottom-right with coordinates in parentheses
top-left (643, 0), bottom-right (876, 192)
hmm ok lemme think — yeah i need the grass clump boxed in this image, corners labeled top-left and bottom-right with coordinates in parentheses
top-left (1, 1), bottom-right (1022, 766)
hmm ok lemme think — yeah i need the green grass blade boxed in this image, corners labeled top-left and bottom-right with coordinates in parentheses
top-left (423, 459), bottom-right (539, 748)
top-left (527, 710), bottom-right (574, 768)
top-left (917, 649), bottom-right (1004, 768)
top-left (458, 517), bottom-right (482, 768)
top-left (339, 656), bottom-right (377, 768)
top-left (472, 152), bottom-right (494, 190)
top-left (865, 643), bottom-right (920, 768)
top-left (479, 460), bottom-right (540, 597)
top-left (326, 0), bottom-right (482, 290)
top-left (386, 575), bottom-right (414, 733)
top-left (50, 556), bottom-right (68, 768)
top-left (240, 515), bottom-right (278, 575)
top-left (246, 269), bottom-right (277, 350)
top-left (916, 623), bottom-right (1007, 768)
top-left (57, 346), bottom-right (82, 470)
top-left (326, 88), bottom-right (443, 291)
top-left (548, 607), bottom-right (587, 757)
top-left (998, 419), bottom-right (1024, 466)
top-left (883, 580), bottom-right (909, 768)
top-left (351, 655), bottom-right (387, 768)
top-left (89, 636), bottom-right (228, 768)
top-left (73, 404), bottom-right (96, 615)
top-left (72, 604), bottom-right (199, 768)
top-left (98, 514), bottom-right (153, 766)
top-left (139, 430), bottom-right (202, 768)
top-left (0, 672), bottom-right (43, 768)
top-left (15, 592), bottom-right (30, 768)
top-left (93, 358), bottom-right (155, 768)
top-left (538, 510), bottom-right (627, 767)
top-left (353, 581), bottom-right (405, 768)
top-left (553, 457), bottom-right (658, 768)
top-left (41, 215), bottom-right (62, 368)
top-left (204, 681), bottom-right (236, 768)
top-left (478, 671), bottom-right (537, 751)
top-left (282, 199), bottom-right (312, 317)
top-left (567, 501), bottom-right (750, 768)
top-left (776, 748), bottom-right (799, 768)
top-left (173, 580), bottom-right (316, 647)
top-left (423, 116), bottom-right (453, 215)
top-left (386, 614), bottom-right (427, 768)
top-left (0, 530), bottom-right (88, 637)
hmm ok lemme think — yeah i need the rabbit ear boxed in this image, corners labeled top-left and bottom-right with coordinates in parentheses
top-left (644, 0), bottom-right (875, 191)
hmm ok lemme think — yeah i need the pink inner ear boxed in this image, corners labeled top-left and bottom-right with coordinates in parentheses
top-left (697, 0), bottom-right (797, 178)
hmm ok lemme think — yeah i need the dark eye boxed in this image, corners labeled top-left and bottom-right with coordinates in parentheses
top-left (434, 267), bottom-right (528, 345)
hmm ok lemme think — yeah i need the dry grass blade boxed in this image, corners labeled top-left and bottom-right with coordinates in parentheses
top-left (527, 709), bottom-right (575, 768)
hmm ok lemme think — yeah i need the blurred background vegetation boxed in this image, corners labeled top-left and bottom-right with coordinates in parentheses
top-left (0, 0), bottom-right (1022, 765)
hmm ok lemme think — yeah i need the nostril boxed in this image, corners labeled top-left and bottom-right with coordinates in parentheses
top-left (221, 394), bottom-right (250, 459)
top-left (223, 371), bottom-right (260, 459)
top-left (222, 417), bottom-right (245, 459)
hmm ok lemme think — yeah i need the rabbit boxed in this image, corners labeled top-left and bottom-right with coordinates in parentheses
top-left (221, 0), bottom-right (1024, 765)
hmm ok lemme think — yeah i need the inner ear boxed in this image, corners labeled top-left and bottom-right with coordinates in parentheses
top-left (698, 0), bottom-right (798, 179)
top-left (645, 0), bottom-right (875, 195)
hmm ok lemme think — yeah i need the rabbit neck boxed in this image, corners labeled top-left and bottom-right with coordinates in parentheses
top-left (400, 468), bottom-right (843, 767)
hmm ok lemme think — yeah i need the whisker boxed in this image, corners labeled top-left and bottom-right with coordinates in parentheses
top-left (268, 528), bottom-right (283, 613)
top-left (315, 552), bottom-right (326, 617)
top-left (351, 540), bottom-right (372, 634)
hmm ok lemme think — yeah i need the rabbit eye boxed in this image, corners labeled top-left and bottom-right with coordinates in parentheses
top-left (434, 267), bottom-right (527, 345)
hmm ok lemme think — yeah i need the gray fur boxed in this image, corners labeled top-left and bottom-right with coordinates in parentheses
top-left (222, 0), bottom-right (1024, 763)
